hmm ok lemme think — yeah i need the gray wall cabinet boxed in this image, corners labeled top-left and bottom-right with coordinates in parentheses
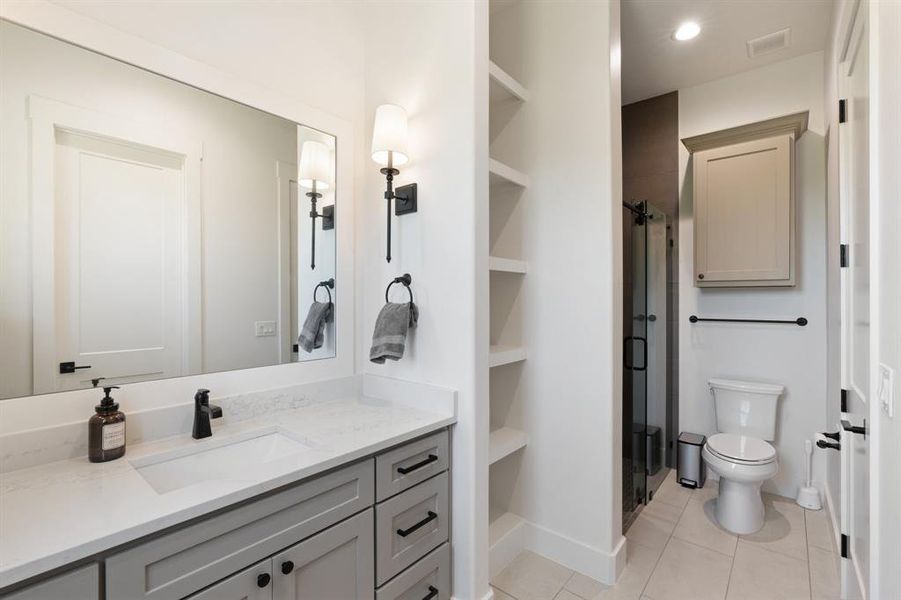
top-left (0, 428), bottom-right (451, 600)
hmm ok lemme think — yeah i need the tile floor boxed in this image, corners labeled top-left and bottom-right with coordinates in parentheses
top-left (491, 471), bottom-right (841, 600)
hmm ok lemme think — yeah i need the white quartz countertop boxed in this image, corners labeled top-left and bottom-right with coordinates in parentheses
top-left (0, 395), bottom-right (455, 588)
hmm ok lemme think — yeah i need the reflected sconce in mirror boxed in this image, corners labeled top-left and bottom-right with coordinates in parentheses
top-left (300, 140), bottom-right (334, 270)
top-left (371, 104), bottom-right (417, 263)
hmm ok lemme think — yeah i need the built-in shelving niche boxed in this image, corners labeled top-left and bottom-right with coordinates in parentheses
top-left (487, 0), bottom-right (529, 580)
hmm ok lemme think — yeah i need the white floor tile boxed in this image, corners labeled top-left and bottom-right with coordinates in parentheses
top-left (654, 476), bottom-right (693, 510)
top-left (805, 508), bottom-right (835, 553)
top-left (740, 494), bottom-right (808, 561)
top-left (672, 496), bottom-right (738, 557)
top-left (555, 591), bottom-right (583, 600)
top-left (492, 551), bottom-right (574, 600)
top-left (643, 537), bottom-right (733, 600)
top-left (809, 545), bottom-right (841, 600)
top-left (625, 501), bottom-right (683, 550)
top-left (565, 571), bottom-right (609, 599)
top-left (493, 587), bottom-right (517, 600)
top-left (726, 540), bottom-right (810, 600)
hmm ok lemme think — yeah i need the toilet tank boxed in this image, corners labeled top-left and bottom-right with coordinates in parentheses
top-left (709, 378), bottom-right (784, 440)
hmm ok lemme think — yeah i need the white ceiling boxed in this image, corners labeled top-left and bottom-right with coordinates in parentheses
top-left (622, 0), bottom-right (833, 104)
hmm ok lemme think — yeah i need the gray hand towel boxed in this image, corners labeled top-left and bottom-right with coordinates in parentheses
top-left (298, 301), bottom-right (332, 353)
top-left (369, 302), bottom-right (418, 364)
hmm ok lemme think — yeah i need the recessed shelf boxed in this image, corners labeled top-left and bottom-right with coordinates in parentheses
top-left (489, 60), bottom-right (530, 104)
top-left (489, 256), bottom-right (528, 274)
top-left (489, 158), bottom-right (529, 188)
top-left (489, 345), bottom-right (527, 367)
top-left (489, 427), bottom-right (528, 464)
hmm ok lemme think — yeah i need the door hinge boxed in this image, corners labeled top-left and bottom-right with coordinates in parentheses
top-left (839, 99), bottom-right (847, 124)
top-left (841, 388), bottom-right (848, 413)
top-left (841, 533), bottom-right (850, 559)
top-left (840, 244), bottom-right (850, 268)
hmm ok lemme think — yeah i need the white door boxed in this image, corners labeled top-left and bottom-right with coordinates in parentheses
top-left (29, 98), bottom-right (201, 393)
top-left (838, 2), bottom-right (870, 597)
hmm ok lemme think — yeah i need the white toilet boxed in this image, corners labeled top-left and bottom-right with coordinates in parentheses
top-left (702, 378), bottom-right (784, 535)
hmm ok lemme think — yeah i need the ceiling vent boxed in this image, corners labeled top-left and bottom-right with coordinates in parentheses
top-left (747, 28), bottom-right (791, 58)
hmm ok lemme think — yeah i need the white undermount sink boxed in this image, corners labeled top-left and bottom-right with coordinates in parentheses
top-left (130, 429), bottom-right (315, 494)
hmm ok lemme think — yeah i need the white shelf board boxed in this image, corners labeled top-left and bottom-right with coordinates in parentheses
top-left (489, 256), bottom-right (528, 274)
top-left (489, 345), bottom-right (527, 368)
top-left (489, 60), bottom-right (530, 103)
top-left (489, 158), bottom-right (529, 188)
top-left (489, 427), bottom-right (529, 465)
top-left (489, 509), bottom-right (526, 579)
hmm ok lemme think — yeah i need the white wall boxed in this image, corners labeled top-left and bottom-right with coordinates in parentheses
top-left (678, 52), bottom-right (829, 498)
top-left (357, 3), bottom-right (485, 598)
top-left (869, 1), bottom-right (901, 595)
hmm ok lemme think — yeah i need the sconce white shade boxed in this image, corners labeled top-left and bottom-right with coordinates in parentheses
top-left (299, 141), bottom-right (332, 190)
top-left (371, 104), bottom-right (409, 167)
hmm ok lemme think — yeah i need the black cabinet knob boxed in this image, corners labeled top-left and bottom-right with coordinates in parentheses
top-left (281, 561), bottom-right (294, 575)
top-left (698, 273), bottom-right (705, 279)
top-left (257, 573), bottom-right (271, 588)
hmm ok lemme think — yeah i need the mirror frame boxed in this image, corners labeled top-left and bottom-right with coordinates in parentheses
top-left (0, 2), bottom-right (355, 410)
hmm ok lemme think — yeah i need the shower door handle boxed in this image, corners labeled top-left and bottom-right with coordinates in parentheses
top-left (623, 336), bottom-right (647, 371)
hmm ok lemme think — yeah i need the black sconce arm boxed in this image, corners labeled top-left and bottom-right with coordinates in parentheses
top-left (379, 167), bottom-right (417, 263)
top-left (306, 182), bottom-right (334, 270)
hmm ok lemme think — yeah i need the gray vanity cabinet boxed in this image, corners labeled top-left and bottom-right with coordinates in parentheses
top-left (1, 564), bottom-right (99, 600)
top-left (188, 561), bottom-right (273, 600)
top-left (272, 509), bottom-right (374, 599)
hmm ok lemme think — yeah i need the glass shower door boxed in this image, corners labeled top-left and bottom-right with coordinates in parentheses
top-left (622, 201), bottom-right (648, 526)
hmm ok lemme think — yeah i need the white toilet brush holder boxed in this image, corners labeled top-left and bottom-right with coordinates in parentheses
top-left (796, 439), bottom-right (822, 510)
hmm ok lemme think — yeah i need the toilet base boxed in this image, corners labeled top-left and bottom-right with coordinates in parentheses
top-left (715, 477), bottom-right (765, 535)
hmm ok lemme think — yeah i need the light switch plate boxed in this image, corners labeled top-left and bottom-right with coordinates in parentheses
top-left (878, 363), bottom-right (894, 418)
top-left (254, 321), bottom-right (277, 337)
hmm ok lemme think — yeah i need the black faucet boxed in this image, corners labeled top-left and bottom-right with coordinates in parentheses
top-left (192, 388), bottom-right (222, 439)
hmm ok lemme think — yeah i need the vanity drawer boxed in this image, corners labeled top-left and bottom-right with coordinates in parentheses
top-left (375, 471), bottom-right (449, 585)
top-left (377, 543), bottom-right (450, 600)
top-left (376, 430), bottom-right (448, 501)
top-left (106, 459), bottom-right (374, 600)
top-left (1, 564), bottom-right (99, 600)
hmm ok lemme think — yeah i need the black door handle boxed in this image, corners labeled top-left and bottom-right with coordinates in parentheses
top-left (59, 361), bottom-right (91, 374)
top-left (397, 511), bottom-right (438, 537)
top-left (822, 431), bottom-right (840, 441)
top-left (841, 419), bottom-right (866, 437)
top-left (256, 573), bottom-right (271, 588)
top-left (423, 585), bottom-right (439, 600)
top-left (623, 336), bottom-right (647, 371)
top-left (817, 439), bottom-right (840, 451)
top-left (398, 454), bottom-right (438, 475)
top-left (281, 560), bottom-right (294, 575)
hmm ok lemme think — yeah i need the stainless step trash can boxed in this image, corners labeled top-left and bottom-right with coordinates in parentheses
top-left (677, 432), bottom-right (706, 489)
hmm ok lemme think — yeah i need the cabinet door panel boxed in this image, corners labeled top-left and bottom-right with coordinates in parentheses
top-left (694, 134), bottom-right (793, 286)
top-left (272, 509), bottom-right (374, 600)
top-left (188, 561), bottom-right (272, 600)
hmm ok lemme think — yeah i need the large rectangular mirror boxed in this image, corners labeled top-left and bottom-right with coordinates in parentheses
top-left (0, 21), bottom-right (338, 400)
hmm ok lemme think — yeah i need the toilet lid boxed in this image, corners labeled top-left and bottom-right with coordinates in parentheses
top-left (706, 433), bottom-right (776, 464)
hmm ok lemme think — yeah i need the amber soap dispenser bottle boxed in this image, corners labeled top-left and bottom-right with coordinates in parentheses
top-left (89, 385), bottom-right (126, 462)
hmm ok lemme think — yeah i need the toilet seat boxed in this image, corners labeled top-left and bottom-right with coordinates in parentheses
top-left (706, 433), bottom-right (776, 465)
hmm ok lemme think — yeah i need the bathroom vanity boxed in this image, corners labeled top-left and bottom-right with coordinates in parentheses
top-left (0, 381), bottom-right (456, 600)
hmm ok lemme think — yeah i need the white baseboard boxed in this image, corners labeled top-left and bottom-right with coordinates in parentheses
top-left (453, 590), bottom-right (495, 600)
top-left (823, 478), bottom-right (842, 554)
top-left (523, 521), bottom-right (625, 585)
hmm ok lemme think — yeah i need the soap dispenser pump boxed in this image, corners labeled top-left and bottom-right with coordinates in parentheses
top-left (88, 385), bottom-right (126, 462)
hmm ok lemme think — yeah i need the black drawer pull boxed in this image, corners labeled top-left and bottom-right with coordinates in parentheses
top-left (397, 454), bottom-right (438, 475)
top-left (423, 585), bottom-right (439, 600)
top-left (397, 511), bottom-right (438, 537)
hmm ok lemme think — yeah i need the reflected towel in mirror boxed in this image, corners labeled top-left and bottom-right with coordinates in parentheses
top-left (298, 301), bottom-right (333, 352)
top-left (369, 302), bottom-right (418, 363)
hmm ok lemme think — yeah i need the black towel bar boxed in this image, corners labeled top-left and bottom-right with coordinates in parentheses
top-left (385, 273), bottom-right (414, 304)
top-left (314, 278), bottom-right (334, 304)
top-left (689, 315), bottom-right (808, 326)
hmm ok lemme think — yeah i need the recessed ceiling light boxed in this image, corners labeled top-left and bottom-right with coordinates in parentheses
top-left (673, 21), bottom-right (701, 41)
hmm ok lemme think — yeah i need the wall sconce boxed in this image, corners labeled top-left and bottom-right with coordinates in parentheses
top-left (371, 104), bottom-right (417, 263)
top-left (299, 140), bottom-right (334, 270)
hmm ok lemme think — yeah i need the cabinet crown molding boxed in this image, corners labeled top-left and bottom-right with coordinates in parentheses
top-left (681, 111), bottom-right (809, 153)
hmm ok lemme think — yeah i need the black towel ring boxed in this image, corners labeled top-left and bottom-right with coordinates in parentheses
top-left (385, 273), bottom-right (413, 304)
top-left (314, 278), bottom-right (335, 304)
